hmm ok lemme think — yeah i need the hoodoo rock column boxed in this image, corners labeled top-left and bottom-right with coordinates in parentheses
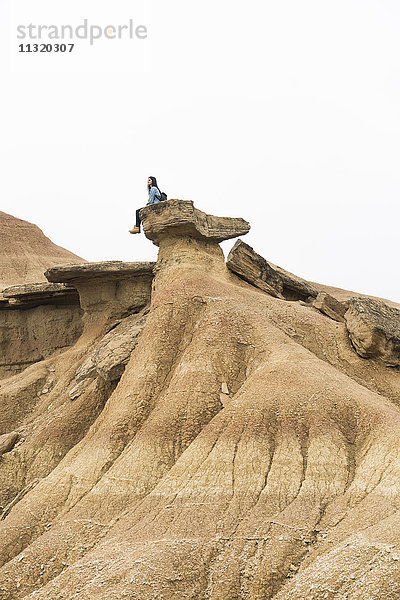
top-left (0, 202), bottom-right (400, 600)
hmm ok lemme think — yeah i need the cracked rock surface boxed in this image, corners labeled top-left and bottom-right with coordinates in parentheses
top-left (68, 308), bottom-right (149, 400)
top-left (344, 297), bottom-right (400, 366)
top-left (227, 239), bottom-right (318, 301)
top-left (140, 199), bottom-right (250, 244)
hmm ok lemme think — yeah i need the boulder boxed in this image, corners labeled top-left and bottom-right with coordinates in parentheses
top-left (139, 199), bottom-right (250, 245)
top-left (226, 240), bottom-right (284, 298)
top-left (344, 297), bottom-right (400, 366)
top-left (313, 292), bottom-right (348, 323)
top-left (0, 432), bottom-right (19, 456)
top-left (227, 240), bottom-right (318, 301)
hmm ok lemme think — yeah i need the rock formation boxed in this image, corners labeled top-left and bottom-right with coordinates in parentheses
top-left (139, 199), bottom-right (250, 244)
top-left (67, 307), bottom-right (149, 401)
top-left (313, 291), bottom-right (348, 323)
top-left (345, 297), bottom-right (400, 366)
top-left (0, 201), bottom-right (399, 600)
top-left (0, 432), bottom-right (19, 457)
top-left (0, 211), bottom-right (84, 290)
top-left (0, 283), bottom-right (83, 379)
top-left (227, 239), bottom-right (318, 301)
top-left (45, 261), bottom-right (154, 335)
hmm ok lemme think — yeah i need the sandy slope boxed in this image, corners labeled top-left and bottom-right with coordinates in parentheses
top-left (0, 212), bottom-right (84, 290)
top-left (0, 229), bottom-right (399, 599)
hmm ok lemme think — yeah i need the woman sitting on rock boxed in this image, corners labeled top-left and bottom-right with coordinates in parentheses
top-left (129, 176), bottom-right (163, 234)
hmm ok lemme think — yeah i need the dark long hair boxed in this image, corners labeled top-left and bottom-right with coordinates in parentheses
top-left (148, 176), bottom-right (160, 193)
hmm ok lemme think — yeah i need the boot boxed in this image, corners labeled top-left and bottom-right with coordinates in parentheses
top-left (129, 226), bottom-right (140, 234)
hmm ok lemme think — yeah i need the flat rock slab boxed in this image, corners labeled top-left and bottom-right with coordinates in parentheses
top-left (0, 431), bottom-right (19, 456)
top-left (313, 292), bottom-right (348, 323)
top-left (345, 297), bottom-right (400, 366)
top-left (139, 200), bottom-right (250, 244)
top-left (226, 240), bottom-right (284, 298)
top-left (2, 282), bottom-right (79, 308)
top-left (45, 261), bottom-right (155, 283)
top-left (227, 240), bottom-right (318, 301)
top-left (2, 283), bottom-right (74, 298)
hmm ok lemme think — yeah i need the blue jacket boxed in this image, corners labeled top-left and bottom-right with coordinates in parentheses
top-left (147, 186), bottom-right (161, 205)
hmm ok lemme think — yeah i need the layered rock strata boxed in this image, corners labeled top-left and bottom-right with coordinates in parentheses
top-left (45, 261), bottom-right (155, 336)
top-left (0, 260), bottom-right (154, 538)
top-left (2, 283), bottom-right (78, 308)
top-left (139, 199), bottom-right (250, 244)
top-left (0, 261), bottom-right (155, 380)
top-left (0, 203), bottom-right (399, 600)
top-left (227, 239), bottom-right (318, 301)
top-left (0, 283), bottom-right (83, 379)
top-left (345, 297), bottom-right (400, 367)
top-left (313, 291), bottom-right (348, 323)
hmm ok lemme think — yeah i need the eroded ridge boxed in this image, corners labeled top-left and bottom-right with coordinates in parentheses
top-left (0, 203), bottom-right (399, 600)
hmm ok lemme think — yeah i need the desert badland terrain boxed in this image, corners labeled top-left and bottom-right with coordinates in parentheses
top-left (0, 201), bottom-right (399, 599)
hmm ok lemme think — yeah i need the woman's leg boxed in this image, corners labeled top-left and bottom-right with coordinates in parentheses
top-left (129, 209), bottom-right (142, 233)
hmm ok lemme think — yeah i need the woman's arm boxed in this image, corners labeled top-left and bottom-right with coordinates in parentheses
top-left (147, 186), bottom-right (161, 205)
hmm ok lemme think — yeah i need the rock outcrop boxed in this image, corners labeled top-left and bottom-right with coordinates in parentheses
top-left (313, 291), bottom-right (348, 322)
top-left (140, 199), bottom-right (250, 244)
top-left (227, 239), bottom-right (319, 301)
top-left (0, 203), bottom-right (399, 600)
top-left (0, 261), bottom-right (155, 380)
top-left (2, 282), bottom-right (78, 307)
top-left (45, 261), bottom-right (155, 335)
top-left (0, 432), bottom-right (19, 457)
top-left (0, 283), bottom-right (83, 379)
top-left (0, 211), bottom-right (84, 290)
top-left (68, 307), bottom-right (149, 400)
top-left (344, 297), bottom-right (400, 366)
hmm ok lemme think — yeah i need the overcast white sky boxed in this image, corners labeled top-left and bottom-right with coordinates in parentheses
top-left (1, 0), bottom-right (399, 301)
